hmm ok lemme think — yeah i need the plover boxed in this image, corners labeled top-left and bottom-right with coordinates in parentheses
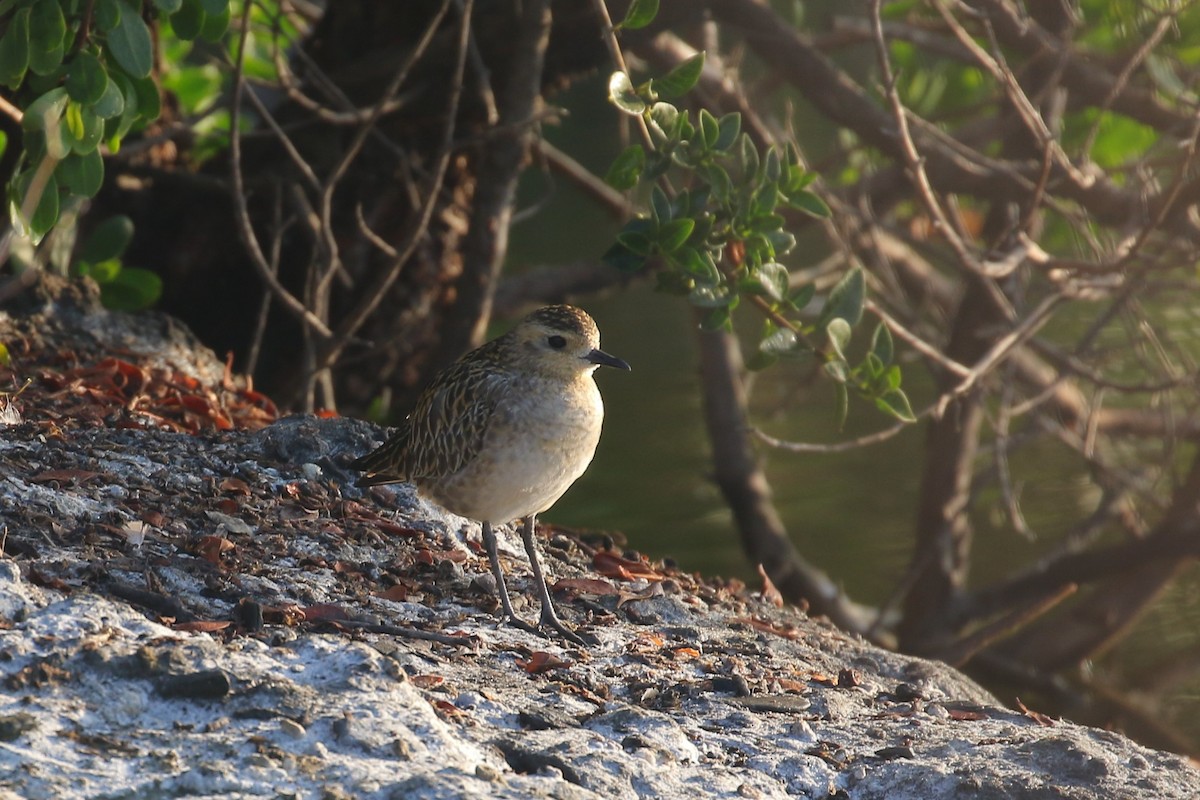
top-left (353, 305), bottom-right (629, 644)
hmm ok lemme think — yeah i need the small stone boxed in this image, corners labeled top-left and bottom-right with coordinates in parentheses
top-left (474, 763), bottom-right (501, 782)
top-left (280, 718), bottom-right (307, 739)
top-left (157, 669), bottom-right (231, 699)
top-left (0, 712), bottom-right (37, 742)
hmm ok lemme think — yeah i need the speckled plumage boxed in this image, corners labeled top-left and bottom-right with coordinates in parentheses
top-left (352, 305), bottom-right (629, 643)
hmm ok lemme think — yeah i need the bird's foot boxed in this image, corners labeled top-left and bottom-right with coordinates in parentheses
top-left (536, 606), bottom-right (597, 647)
top-left (498, 609), bottom-right (595, 647)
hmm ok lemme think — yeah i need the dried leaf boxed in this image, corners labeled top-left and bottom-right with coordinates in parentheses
top-left (947, 707), bottom-right (988, 721)
top-left (756, 563), bottom-right (783, 608)
top-left (1015, 697), bottom-right (1055, 726)
top-left (173, 620), bottom-right (232, 633)
top-left (516, 651), bottom-right (572, 674)
top-left (301, 604), bottom-right (352, 622)
top-left (410, 674), bottom-right (445, 689)
top-left (729, 616), bottom-right (799, 640)
top-left (220, 477), bottom-right (251, 495)
top-left (593, 551), bottom-right (665, 582)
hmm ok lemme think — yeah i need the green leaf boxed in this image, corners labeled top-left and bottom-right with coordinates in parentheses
top-left (690, 284), bottom-right (736, 308)
top-left (870, 322), bottom-right (894, 366)
top-left (57, 148), bottom-right (105, 196)
top-left (95, 0), bottom-right (121, 31)
top-left (884, 364), bottom-right (902, 391)
top-left (63, 102), bottom-right (103, 153)
top-left (698, 108), bottom-right (719, 149)
top-left (875, 389), bottom-right (916, 422)
top-left (864, 352), bottom-right (885, 380)
top-left (22, 86), bottom-right (69, 132)
top-left (618, 0), bottom-right (658, 30)
top-left (759, 327), bottom-right (799, 356)
top-left (757, 261), bottom-right (789, 302)
top-left (700, 305), bottom-right (733, 332)
top-left (67, 52), bottom-right (109, 105)
top-left (826, 317), bottom-right (851, 360)
top-left (785, 188), bottom-right (831, 218)
top-left (650, 184), bottom-right (672, 223)
top-left (79, 214), bottom-right (134, 262)
top-left (657, 218), bottom-right (694, 253)
top-left (109, 2), bottom-right (154, 78)
top-left (12, 167), bottom-right (60, 239)
top-left (607, 71), bottom-right (646, 115)
top-left (106, 71), bottom-right (140, 140)
top-left (601, 240), bottom-right (645, 273)
top-left (701, 162), bottom-right (732, 201)
top-left (653, 52), bottom-right (704, 98)
top-left (647, 101), bottom-right (679, 145)
top-left (27, 0), bottom-right (66, 76)
top-left (765, 229), bottom-right (796, 256)
top-left (605, 145), bottom-right (644, 190)
top-left (0, 7), bottom-right (31, 89)
top-left (788, 283), bottom-right (815, 312)
top-left (819, 267), bottom-right (865, 328)
top-left (197, 0), bottom-right (226, 14)
top-left (823, 358), bottom-right (850, 383)
top-left (714, 112), bottom-right (740, 151)
top-left (81, 258), bottom-right (121, 282)
top-left (783, 164), bottom-right (813, 192)
top-left (752, 181), bottom-right (779, 215)
top-left (677, 247), bottom-right (720, 286)
top-left (739, 133), bottom-right (759, 178)
top-left (100, 266), bottom-right (161, 311)
top-left (617, 229), bottom-right (653, 257)
top-left (65, 99), bottom-right (84, 140)
top-left (834, 382), bottom-right (849, 431)
top-left (198, 4), bottom-right (229, 41)
top-left (170, 0), bottom-right (205, 40)
top-left (763, 146), bottom-right (781, 182)
top-left (91, 73), bottom-right (126, 118)
top-left (133, 75), bottom-right (161, 120)
top-left (153, 0), bottom-right (184, 12)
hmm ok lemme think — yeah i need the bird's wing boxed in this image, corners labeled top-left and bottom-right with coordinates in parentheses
top-left (353, 357), bottom-right (505, 486)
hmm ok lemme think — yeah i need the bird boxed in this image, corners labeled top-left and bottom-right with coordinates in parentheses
top-left (351, 305), bottom-right (630, 644)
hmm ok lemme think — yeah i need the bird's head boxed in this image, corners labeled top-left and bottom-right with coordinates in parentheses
top-left (510, 305), bottom-right (631, 378)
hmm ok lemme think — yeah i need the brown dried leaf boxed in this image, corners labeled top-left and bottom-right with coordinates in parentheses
top-left (593, 551), bottom-right (665, 582)
top-left (516, 651), bottom-right (572, 674)
top-left (173, 620), bottom-right (232, 633)
top-left (756, 563), bottom-right (784, 608)
top-left (220, 477), bottom-right (251, 495)
top-left (410, 674), bottom-right (445, 689)
top-left (1015, 697), bottom-right (1055, 726)
top-left (729, 616), bottom-right (799, 640)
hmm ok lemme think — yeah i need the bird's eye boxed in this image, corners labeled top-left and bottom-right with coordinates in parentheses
top-left (548, 335), bottom-right (567, 350)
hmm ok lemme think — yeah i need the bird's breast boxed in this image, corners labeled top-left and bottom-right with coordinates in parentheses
top-left (418, 376), bottom-right (605, 523)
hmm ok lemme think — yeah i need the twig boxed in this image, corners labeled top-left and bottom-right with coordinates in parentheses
top-left (592, 0), bottom-right (654, 148)
top-left (753, 417), bottom-right (916, 454)
top-left (229, 1), bottom-right (331, 338)
top-left (314, 0), bottom-right (455, 305)
top-left (315, 0), bottom-right (473, 369)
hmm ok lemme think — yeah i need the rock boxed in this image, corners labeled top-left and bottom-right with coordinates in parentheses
top-left (1, 279), bottom-right (1198, 798)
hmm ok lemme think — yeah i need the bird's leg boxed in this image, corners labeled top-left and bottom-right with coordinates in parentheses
top-left (519, 514), bottom-right (591, 646)
top-left (481, 520), bottom-right (540, 637)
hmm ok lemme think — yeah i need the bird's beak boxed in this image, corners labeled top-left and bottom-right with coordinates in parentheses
top-left (585, 348), bottom-right (631, 371)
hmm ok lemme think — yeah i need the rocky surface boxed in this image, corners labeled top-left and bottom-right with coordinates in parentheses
top-left (1, 279), bottom-right (1198, 799)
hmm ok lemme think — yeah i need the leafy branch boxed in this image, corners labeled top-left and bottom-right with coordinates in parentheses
top-left (599, 0), bottom-right (914, 425)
